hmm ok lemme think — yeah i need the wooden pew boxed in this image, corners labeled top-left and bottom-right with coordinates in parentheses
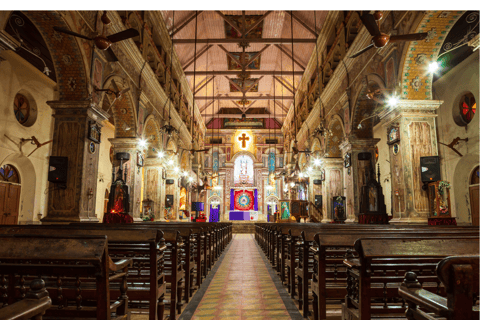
top-left (0, 278), bottom-right (52, 320)
top-left (0, 234), bottom-right (133, 320)
top-left (0, 225), bottom-right (167, 320)
top-left (309, 229), bottom-right (480, 320)
top-left (399, 255), bottom-right (479, 320)
top-left (343, 237), bottom-right (479, 320)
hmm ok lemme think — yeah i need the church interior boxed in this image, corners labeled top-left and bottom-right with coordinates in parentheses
top-left (0, 9), bottom-right (479, 320)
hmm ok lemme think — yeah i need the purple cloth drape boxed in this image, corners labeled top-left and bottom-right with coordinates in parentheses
top-left (254, 189), bottom-right (258, 211)
top-left (230, 189), bottom-right (234, 210)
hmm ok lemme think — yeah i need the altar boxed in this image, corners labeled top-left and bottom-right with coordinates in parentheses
top-left (229, 211), bottom-right (259, 221)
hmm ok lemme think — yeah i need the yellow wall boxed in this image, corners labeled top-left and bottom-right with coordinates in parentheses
top-left (0, 50), bottom-right (56, 223)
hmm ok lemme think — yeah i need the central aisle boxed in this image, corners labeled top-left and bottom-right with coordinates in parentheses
top-left (188, 234), bottom-right (301, 320)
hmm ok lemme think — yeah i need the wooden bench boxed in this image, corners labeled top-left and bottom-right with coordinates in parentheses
top-left (309, 229), bottom-right (480, 320)
top-left (0, 234), bottom-right (133, 319)
top-left (343, 237), bottom-right (479, 320)
top-left (399, 255), bottom-right (479, 320)
top-left (0, 278), bottom-right (52, 320)
top-left (0, 225), bottom-right (167, 320)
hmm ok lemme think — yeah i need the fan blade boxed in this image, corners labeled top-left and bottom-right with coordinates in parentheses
top-left (348, 43), bottom-right (375, 58)
top-left (53, 27), bottom-right (93, 41)
top-left (390, 33), bottom-right (428, 42)
top-left (359, 12), bottom-right (381, 37)
top-left (107, 28), bottom-right (139, 43)
top-left (105, 47), bottom-right (118, 62)
top-left (299, 150), bottom-right (311, 153)
top-left (193, 149), bottom-right (209, 153)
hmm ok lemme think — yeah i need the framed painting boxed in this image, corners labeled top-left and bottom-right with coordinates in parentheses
top-left (387, 126), bottom-right (400, 145)
top-left (344, 153), bottom-right (352, 168)
top-left (88, 121), bottom-right (101, 143)
top-left (137, 152), bottom-right (144, 167)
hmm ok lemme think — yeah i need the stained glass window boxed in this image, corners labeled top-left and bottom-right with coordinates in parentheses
top-left (14, 93), bottom-right (30, 124)
top-left (459, 92), bottom-right (476, 124)
top-left (0, 165), bottom-right (20, 183)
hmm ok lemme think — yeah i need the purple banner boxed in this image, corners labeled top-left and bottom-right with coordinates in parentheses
top-left (254, 189), bottom-right (258, 211)
top-left (230, 189), bottom-right (234, 210)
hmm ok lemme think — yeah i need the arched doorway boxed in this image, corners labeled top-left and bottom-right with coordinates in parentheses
top-left (0, 164), bottom-right (21, 225)
top-left (469, 166), bottom-right (479, 226)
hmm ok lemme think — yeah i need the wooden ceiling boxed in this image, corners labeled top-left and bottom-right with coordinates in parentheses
top-left (161, 11), bottom-right (328, 125)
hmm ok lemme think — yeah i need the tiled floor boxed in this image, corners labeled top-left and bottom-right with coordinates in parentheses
top-left (189, 234), bottom-right (298, 320)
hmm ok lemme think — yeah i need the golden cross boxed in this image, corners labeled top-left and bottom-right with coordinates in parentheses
top-left (238, 133), bottom-right (250, 148)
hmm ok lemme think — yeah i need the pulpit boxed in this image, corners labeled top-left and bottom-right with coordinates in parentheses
top-left (278, 200), bottom-right (308, 222)
top-left (358, 166), bottom-right (388, 224)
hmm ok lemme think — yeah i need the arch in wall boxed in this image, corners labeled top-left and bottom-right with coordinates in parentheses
top-left (452, 153), bottom-right (480, 223)
top-left (10, 11), bottom-right (90, 100)
top-left (1, 153), bottom-right (37, 223)
top-left (207, 195), bottom-right (222, 222)
top-left (101, 75), bottom-right (137, 138)
top-left (143, 115), bottom-right (161, 157)
top-left (399, 11), bottom-right (465, 100)
top-left (325, 117), bottom-right (345, 158)
top-left (310, 137), bottom-right (323, 156)
top-left (265, 196), bottom-right (279, 218)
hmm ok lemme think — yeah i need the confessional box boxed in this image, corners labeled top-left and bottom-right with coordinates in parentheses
top-left (428, 181), bottom-right (452, 218)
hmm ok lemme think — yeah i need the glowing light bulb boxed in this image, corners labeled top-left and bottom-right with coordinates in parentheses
top-left (157, 151), bottom-right (164, 158)
top-left (307, 167), bottom-right (313, 172)
top-left (188, 177), bottom-right (194, 182)
top-left (357, 123), bottom-right (363, 129)
top-left (428, 61), bottom-right (439, 73)
top-left (388, 96), bottom-right (399, 107)
top-left (138, 139), bottom-right (147, 148)
top-left (299, 172), bottom-right (304, 178)
top-left (290, 182), bottom-right (295, 188)
top-left (314, 158), bottom-right (321, 166)
top-left (174, 167), bottom-right (180, 173)
top-left (167, 159), bottom-right (174, 165)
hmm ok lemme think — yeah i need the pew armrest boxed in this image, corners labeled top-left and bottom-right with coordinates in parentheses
top-left (109, 258), bottom-right (134, 272)
top-left (343, 258), bottom-right (360, 268)
top-left (0, 296), bottom-right (52, 320)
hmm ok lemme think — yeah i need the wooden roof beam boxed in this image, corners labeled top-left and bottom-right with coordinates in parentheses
top-left (215, 11), bottom-right (243, 37)
top-left (244, 11), bottom-right (272, 36)
top-left (273, 75), bottom-right (296, 94)
top-left (275, 44), bottom-right (306, 70)
top-left (217, 44), bottom-right (243, 67)
top-left (170, 11), bottom-right (204, 37)
top-left (273, 99), bottom-right (289, 113)
top-left (285, 11), bottom-right (318, 38)
top-left (185, 71), bottom-right (304, 76)
top-left (194, 95), bottom-right (293, 100)
top-left (199, 96), bottom-right (221, 112)
top-left (194, 76), bottom-right (215, 95)
top-left (183, 44), bottom-right (213, 70)
top-left (173, 38), bottom-right (317, 44)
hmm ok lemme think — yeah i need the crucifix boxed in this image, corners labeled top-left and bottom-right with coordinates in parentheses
top-left (238, 133), bottom-right (249, 148)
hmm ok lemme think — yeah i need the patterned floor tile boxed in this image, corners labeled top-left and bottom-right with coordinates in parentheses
top-left (191, 234), bottom-right (298, 319)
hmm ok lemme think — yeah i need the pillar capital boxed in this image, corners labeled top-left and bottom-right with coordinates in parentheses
top-left (108, 137), bottom-right (141, 149)
top-left (339, 136), bottom-right (381, 154)
top-left (48, 100), bottom-right (110, 122)
top-left (379, 99), bottom-right (443, 126)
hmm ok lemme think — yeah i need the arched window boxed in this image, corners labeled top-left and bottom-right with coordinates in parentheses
top-left (234, 155), bottom-right (254, 186)
top-left (470, 166), bottom-right (479, 185)
top-left (459, 92), bottom-right (476, 124)
top-left (0, 165), bottom-right (20, 184)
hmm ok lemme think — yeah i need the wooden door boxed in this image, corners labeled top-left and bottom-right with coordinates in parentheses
top-left (469, 185), bottom-right (479, 226)
top-left (0, 183), bottom-right (20, 225)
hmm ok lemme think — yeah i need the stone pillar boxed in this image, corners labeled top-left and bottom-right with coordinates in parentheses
top-left (321, 158), bottom-right (344, 223)
top-left (143, 158), bottom-right (165, 221)
top-left (43, 101), bottom-right (109, 223)
top-left (379, 100), bottom-right (442, 223)
top-left (340, 136), bottom-right (381, 223)
top-left (165, 166), bottom-right (180, 221)
top-left (108, 138), bottom-right (143, 222)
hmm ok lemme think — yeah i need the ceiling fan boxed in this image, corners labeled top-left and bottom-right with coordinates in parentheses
top-left (349, 11), bottom-right (428, 58)
top-left (53, 11), bottom-right (139, 51)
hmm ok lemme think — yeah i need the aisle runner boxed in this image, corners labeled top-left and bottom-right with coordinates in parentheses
top-left (191, 234), bottom-right (294, 319)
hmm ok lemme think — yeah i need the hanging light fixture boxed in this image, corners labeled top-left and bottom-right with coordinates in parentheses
top-left (160, 11), bottom-right (179, 138)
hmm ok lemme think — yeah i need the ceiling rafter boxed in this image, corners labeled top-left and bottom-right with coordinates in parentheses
top-left (215, 11), bottom-right (243, 36)
top-left (217, 44), bottom-right (243, 66)
top-left (225, 76), bottom-right (243, 92)
top-left (173, 38), bottom-right (317, 44)
top-left (275, 44), bottom-right (306, 70)
top-left (273, 99), bottom-right (289, 113)
top-left (285, 11), bottom-right (318, 37)
top-left (185, 71), bottom-right (304, 76)
top-left (170, 11), bottom-right (204, 37)
top-left (183, 44), bottom-right (213, 70)
top-left (244, 11), bottom-right (272, 36)
top-left (194, 76), bottom-right (215, 94)
top-left (194, 95), bottom-right (293, 100)
top-left (199, 97), bottom-right (221, 112)
top-left (273, 75), bottom-right (296, 94)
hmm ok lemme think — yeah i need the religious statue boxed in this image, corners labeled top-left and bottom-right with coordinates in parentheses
top-left (104, 157), bottom-right (133, 224)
